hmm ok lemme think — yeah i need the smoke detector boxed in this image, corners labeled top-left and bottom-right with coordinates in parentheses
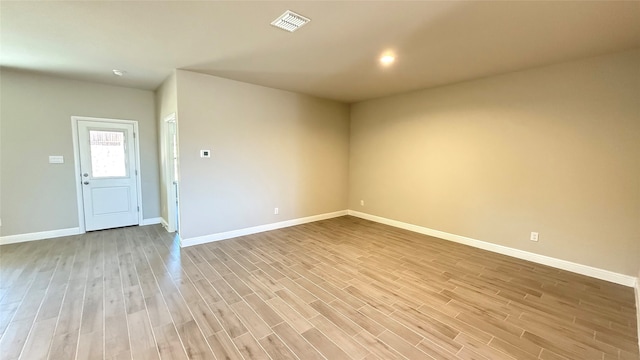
top-left (271, 10), bottom-right (310, 32)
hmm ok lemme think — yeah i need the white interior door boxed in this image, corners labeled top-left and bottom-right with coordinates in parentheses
top-left (78, 120), bottom-right (139, 231)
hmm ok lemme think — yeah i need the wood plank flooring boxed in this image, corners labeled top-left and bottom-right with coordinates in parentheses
top-left (0, 216), bottom-right (637, 360)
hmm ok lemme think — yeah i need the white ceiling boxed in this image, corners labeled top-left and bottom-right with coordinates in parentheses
top-left (2, 1), bottom-right (639, 103)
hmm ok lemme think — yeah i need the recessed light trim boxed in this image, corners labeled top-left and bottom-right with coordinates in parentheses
top-left (380, 55), bottom-right (395, 65)
top-left (112, 69), bottom-right (126, 77)
top-left (271, 10), bottom-right (310, 32)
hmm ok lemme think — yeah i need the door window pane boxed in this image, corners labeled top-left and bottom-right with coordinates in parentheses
top-left (89, 130), bottom-right (127, 177)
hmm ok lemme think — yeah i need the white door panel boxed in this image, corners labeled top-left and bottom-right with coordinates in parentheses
top-left (78, 120), bottom-right (139, 231)
top-left (89, 187), bottom-right (131, 215)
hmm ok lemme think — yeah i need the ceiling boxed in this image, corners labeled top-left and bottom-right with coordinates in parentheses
top-left (1, 1), bottom-right (639, 103)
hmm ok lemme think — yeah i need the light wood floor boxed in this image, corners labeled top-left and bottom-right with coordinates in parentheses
top-left (0, 216), bottom-right (638, 360)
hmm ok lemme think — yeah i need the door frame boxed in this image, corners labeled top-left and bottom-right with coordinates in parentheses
top-left (71, 116), bottom-right (143, 233)
top-left (163, 113), bottom-right (179, 233)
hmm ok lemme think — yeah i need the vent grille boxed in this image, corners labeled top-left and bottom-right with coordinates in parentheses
top-left (271, 10), bottom-right (310, 32)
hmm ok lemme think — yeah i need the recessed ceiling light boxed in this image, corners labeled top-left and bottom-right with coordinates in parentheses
top-left (271, 10), bottom-right (310, 32)
top-left (380, 55), bottom-right (395, 65)
top-left (112, 69), bottom-right (126, 77)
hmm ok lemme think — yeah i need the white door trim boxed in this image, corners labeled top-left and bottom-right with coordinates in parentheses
top-left (71, 116), bottom-right (143, 233)
top-left (163, 113), bottom-right (179, 233)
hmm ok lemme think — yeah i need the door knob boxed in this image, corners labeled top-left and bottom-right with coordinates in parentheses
top-left (83, 181), bottom-right (89, 185)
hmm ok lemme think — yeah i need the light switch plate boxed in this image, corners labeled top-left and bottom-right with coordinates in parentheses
top-left (200, 150), bottom-right (211, 158)
top-left (49, 155), bottom-right (64, 164)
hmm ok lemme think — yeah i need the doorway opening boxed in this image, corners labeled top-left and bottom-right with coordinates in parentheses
top-left (164, 113), bottom-right (180, 233)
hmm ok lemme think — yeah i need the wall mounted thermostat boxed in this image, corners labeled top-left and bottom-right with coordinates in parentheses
top-left (200, 150), bottom-right (211, 158)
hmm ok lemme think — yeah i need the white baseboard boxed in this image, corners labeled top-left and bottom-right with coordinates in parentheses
top-left (1, 217), bottom-right (161, 245)
top-left (180, 210), bottom-right (348, 248)
top-left (348, 210), bottom-right (637, 287)
top-left (160, 218), bottom-right (169, 229)
top-left (140, 217), bottom-right (162, 226)
top-left (636, 279), bottom-right (640, 350)
top-left (0, 227), bottom-right (81, 245)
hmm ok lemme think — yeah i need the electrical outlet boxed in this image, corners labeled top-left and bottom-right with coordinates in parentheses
top-left (360, 200), bottom-right (364, 206)
top-left (274, 207), bottom-right (279, 215)
top-left (530, 232), bottom-right (539, 242)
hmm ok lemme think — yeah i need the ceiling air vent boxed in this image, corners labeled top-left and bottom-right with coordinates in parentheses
top-left (271, 10), bottom-right (310, 32)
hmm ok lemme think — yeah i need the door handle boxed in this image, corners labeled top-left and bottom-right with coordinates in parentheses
top-left (83, 173), bottom-right (89, 177)
top-left (83, 181), bottom-right (90, 185)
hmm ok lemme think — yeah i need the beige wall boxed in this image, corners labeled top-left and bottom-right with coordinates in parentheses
top-left (0, 69), bottom-right (160, 236)
top-left (155, 72), bottom-right (177, 223)
top-left (175, 70), bottom-right (349, 240)
top-left (349, 50), bottom-right (640, 276)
